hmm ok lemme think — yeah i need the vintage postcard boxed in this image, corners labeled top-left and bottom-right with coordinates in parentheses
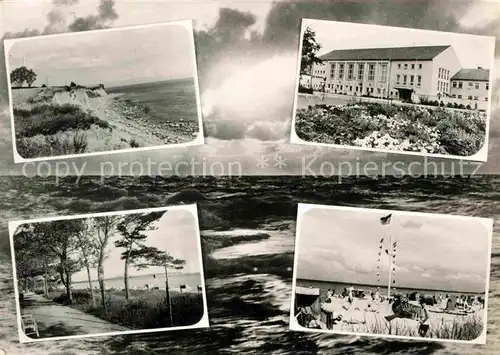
top-left (9, 205), bottom-right (208, 342)
top-left (290, 203), bottom-right (492, 344)
top-left (291, 19), bottom-right (495, 161)
top-left (5, 20), bottom-right (204, 162)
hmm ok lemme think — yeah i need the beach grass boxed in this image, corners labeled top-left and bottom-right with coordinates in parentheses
top-left (51, 289), bottom-right (204, 329)
top-left (352, 308), bottom-right (483, 340)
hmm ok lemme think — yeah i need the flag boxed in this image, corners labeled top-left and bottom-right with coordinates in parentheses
top-left (180, 284), bottom-right (187, 290)
top-left (385, 249), bottom-right (389, 255)
top-left (380, 214), bottom-right (392, 225)
top-left (379, 238), bottom-right (384, 243)
top-left (393, 241), bottom-right (398, 248)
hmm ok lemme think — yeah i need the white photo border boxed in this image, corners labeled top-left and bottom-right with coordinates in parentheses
top-left (8, 204), bottom-right (210, 343)
top-left (289, 203), bottom-right (493, 344)
top-left (290, 18), bottom-right (497, 162)
top-left (4, 19), bottom-right (205, 163)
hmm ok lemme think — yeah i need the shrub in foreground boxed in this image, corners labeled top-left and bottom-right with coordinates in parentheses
top-left (295, 103), bottom-right (486, 156)
top-left (14, 103), bottom-right (110, 138)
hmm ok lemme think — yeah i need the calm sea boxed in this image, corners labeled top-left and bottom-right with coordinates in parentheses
top-left (72, 272), bottom-right (202, 293)
top-left (107, 78), bottom-right (198, 122)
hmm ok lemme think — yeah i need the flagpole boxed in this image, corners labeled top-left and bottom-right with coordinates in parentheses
top-left (387, 227), bottom-right (393, 300)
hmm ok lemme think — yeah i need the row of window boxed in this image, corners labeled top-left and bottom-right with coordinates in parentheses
top-left (397, 63), bottom-right (423, 70)
top-left (330, 63), bottom-right (386, 82)
top-left (328, 84), bottom-right (386, 95)
top-left (437, 81), bottom-right (449, 93)
top-left (452, 81), bottom-right (489, 90)
top-left (451, 94), bottom-right (488, 101)
top-left (396, 74), bottom-right (422, 86)
top-left (438, 68), bottom-right (450, 80)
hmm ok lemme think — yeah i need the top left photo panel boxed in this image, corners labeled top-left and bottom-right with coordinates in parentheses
top-left (4, 20), bottom-right (204, 163)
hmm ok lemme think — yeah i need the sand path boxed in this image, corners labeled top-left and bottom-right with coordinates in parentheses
top-left (20, 291), bottom-right (128, 339)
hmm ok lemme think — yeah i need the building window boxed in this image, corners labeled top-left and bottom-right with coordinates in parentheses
top-left (340, 85), bottom-right (343, 90)
top-left (368, 64), bottom-right (375, 81)
top-left (475, 83), bottom-right (479, 89)
top-left (350, 86), bottom-right (353, 91)
top-left (485, 97), bottom-right (488, 101)
top-left (404, 64), bottom-right (408, 70)
top-left (403, 75), bottom-right (407, 85)
top-left (468, 95), bottom-right (472, 100)
top-left (452, 81), bottom-right (457, 88)
top-left (458, 82), bottom-right (463, 89)
top-left (452, 94), bottom-right (456, 98)
top-left (380, 64), bottom-right (388, 83)
top-left (411, 64), bottom-right (415, 69)
top-left (418, 64), bottom-right (422, 69)
top-left (438, 68), bottom-right (441, 79)
top-left (357, 64), bottom-right (364, 80)
top-left (486, 83), bottom-right (489, 90)
top-left (474, 96), bottom-right (478, 100)
top-left (458, 95), bottom-right (462, 99)
top-left (397, 64), bottom-right (401, 69)
top-left (410, 75), bottom-right (414, 86)
top-left (330, 64), bottom-right (335, 79)
top-left (371, 87), bottom-right (374, 93)
top-left (468, 82), bottom-right (473, 87)
top-left (417, 75), bottom-right (422, 87)
top-left (338, 64), bottom-right (345, 80)
top-left (347, 64), bottom-right (354, 80)
top-left (396, 74), bottom-right (400, 84)
top-left (377, 88), bottom-right (381, 94)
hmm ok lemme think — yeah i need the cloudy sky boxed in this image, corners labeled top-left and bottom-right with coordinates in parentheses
top-left (306, 19), bottom-right (495, 69)
top-left (0, 0), bottom-right (499, 175)
top-left (6, 23), bottom-right (195, 87)
top-left (72, 208), bottom-right (202, 282)
top-left (296, 207), bottom-right (491, 293)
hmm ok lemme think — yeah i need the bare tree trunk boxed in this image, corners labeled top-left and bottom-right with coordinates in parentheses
top-left (164, 265), bottom-right (173, 327)
top-left (98, 257), bottom-right (106, 309)
top-left (124, 255), bottom-right (130, 300)
top-left (85, 263), bottom-right (95, 306)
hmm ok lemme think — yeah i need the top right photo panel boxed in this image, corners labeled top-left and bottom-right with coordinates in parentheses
top-left (291, 19), bottom-right (496, 161)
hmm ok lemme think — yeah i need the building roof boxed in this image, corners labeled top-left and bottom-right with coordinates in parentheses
top-left (450, 68), bottom-right (490, 81)
top-left (319, 45), bottom-right (451, 62)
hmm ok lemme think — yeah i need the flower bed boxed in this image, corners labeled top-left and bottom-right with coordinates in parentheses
top-left (294, 103), bottom-right (487, 156)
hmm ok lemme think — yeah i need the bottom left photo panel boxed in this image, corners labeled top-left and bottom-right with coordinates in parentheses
top-left (8, 204), bottom-right (209, 343)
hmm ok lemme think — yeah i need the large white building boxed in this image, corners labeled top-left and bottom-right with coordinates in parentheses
top-left (309, 45), bottom-right (489, 108)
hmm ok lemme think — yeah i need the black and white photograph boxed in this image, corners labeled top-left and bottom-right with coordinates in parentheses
top-left (9, 205), bottom-right (208, 342)
top-left (290, 204), bottom-right (492, 343)
top-left (0, 1), bottom-right (499, 355)
top-left (5, 20), bottom-right (204, 162)
top-left (291, 19), bottom-right (495, 161)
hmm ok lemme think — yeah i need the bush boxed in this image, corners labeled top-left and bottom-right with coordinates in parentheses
top-left (53, 289), bottom-right (204, 329)
top-left (16, 132), bottom-right (89, 159)
top-left (295, 102), bottom-right (486, 156)
top-left (14, 103), bottom-right (110, 138)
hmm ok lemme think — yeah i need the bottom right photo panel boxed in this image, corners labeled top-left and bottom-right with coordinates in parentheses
top-left (290, 204), bottom-right (493, 344)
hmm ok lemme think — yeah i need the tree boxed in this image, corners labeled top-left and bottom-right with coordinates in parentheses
top-left (92, 215), bottom-right (122, 309)
top-left (133, 246), bottom-right (186, 326)
top-left (14, 224), bottom-right (58, 297)
top-left (300, 27), bottom-right (323, 77)
top-left (115, 212), bottom-right (165, 300)
top-left (77, 220), bottom-right (99, 307)
top-left (10, 66), bottom-right (37, 87)
top-left (27, 220), bottom-right (84, 304)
